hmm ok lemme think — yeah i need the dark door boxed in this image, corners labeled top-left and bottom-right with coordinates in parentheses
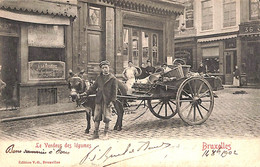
top-left (0, 36), bottom-right (18, 108)
top-left (224, 51), bottom-right (234, 84)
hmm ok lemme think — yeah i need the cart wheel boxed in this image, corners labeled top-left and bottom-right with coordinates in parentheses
top-left (147, 97), bottom-right (177, 119)
top-left (176, 77), bottom-right (214, 125)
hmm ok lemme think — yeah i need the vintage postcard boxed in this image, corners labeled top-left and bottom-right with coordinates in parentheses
top-left (0, 0), bottom-right (260, 166)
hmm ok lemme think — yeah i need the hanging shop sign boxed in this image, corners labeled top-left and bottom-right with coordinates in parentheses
top-left (28, 61), bottom-right (65, 80)
top-left (239, 22), bottom-right (260, 35)
top-left (28, 24), bottom-right (65, 48)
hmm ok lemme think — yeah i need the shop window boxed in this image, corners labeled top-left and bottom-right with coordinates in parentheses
top-left (27, 24), bottom-right (66, 81)
top-left (28, 24), bottom-right (65, 61)
top-left (132, 29), bottom-right (139, 66)
top-left (202, 47), bottom-right (220, 73)
top-left (250, 0), bottom-right (260, 20)
top-left (29, 47), bottom-right (65, 61)
top-left (123, 28), bottom-right (129, 67)
top-left (201, 0), bottom-right (213, 30)
top-left (142, 32), bottom-right (149, 63)
top-left (223, 0), bottom-right (236, 27)
top-left (152, 34), bottom-right (158, 66)
top-left (175, 48), bottom-right (193, 68)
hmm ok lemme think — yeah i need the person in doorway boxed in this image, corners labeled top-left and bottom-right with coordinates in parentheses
top-left (122, 61), bottom-right (138, 94)
top-left (198, 62), bottom-right (206, 75)
top-left (233, 65), bottom-right (240, 88)
top-left (82, 60), bottom-right (118, 139)
top-left (137, 63), bottom-right (148, 79)
top-left (145, 60), bottom-right (155, 75)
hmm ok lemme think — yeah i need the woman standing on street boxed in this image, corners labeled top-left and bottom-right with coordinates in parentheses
top-left (233, 66), bottom-right (240, 88)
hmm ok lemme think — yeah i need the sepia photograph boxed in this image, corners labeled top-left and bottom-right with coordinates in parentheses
top-left (0, 0), bottom-right (259, 166)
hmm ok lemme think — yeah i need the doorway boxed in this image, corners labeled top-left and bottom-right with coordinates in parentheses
top-left (246, 42), bottom-right (260, 83)
top-left (123, 27), bottom-right (163, 68)
top-left (224, 51), bottom-right (236, 84)
top-left (0, 36), bottom-right (19, 109)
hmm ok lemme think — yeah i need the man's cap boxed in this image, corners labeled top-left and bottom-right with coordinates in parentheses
top-left (68, 69), bottom-right (73, 73)
top-left (128, 60), bottom-right (133, 63)
top-left (147, 60), bottom-right (151, 63)
top-left (99, 60), bottom-right (110, 67)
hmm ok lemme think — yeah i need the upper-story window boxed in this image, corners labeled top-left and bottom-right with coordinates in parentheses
top-left (185, 0), bottom-right (194, 28)
top-left (250, 0), bottom-right (260, 20)
top-left (201, 0), bottom-right (213, 31)
top-left (223, 0), bottom-right (236, 27)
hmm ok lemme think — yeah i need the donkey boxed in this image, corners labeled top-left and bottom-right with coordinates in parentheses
top-left (68, 74), bottom-right (127, 133)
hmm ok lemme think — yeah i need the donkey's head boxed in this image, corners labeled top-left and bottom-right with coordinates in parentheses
top-left (68, 76), bottom-right (86, 103)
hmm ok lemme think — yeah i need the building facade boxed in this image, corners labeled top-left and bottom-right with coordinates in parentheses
top-left (72, 0), bottom-right (184, 80)
top-left (175, 0), bottom-right (259, 85)
top-left (0, 0), bottom-right (77, 108)
top-left (239, 0), bottom-right (260, 84)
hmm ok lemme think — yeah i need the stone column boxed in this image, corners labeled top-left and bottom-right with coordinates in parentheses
top-left (106, 7), bottom-right (115, 74)
top-left (114, 7), bottom-right (123, 76)
top-left (165, 15), bottom-right (176, 64)
top-left (20, 24), bottom-right (28, 83)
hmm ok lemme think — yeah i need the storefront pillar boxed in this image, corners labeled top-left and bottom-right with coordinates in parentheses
top-left (115, 7), bottom-right (123, 76)
top-left (20, 24), bottom-right (28, 83)
top-left (106, 7), bottom-right (115, 74)
top-left (165, 16), bottom-right (176, 63)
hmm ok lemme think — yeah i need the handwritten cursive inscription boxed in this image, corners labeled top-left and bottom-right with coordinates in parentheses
top-left (79, 141), bottom-right (174, 166)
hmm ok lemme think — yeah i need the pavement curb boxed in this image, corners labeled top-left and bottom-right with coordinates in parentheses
top-left (0, 108), bottom-right (86, 123)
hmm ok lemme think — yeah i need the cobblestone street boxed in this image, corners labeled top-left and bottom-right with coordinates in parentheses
top-left (0, 87), bottom-right (259, 141)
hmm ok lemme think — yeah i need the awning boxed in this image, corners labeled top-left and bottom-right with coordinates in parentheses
top-left (239, 33), bottom-right (260, 38)
top-left (101, 0), bottom-right (184, 15)
top-left (0, 9), bottom-right (70, 25)
top-left (0, 0), bottom-right (77, 18)
top-left (198, 34), bottom-right (237, 43)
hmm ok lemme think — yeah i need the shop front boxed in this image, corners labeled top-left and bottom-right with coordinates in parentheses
top-left (197, 34), bottom-right (238, 85)
top-left (239, 21), bottom-right (260, 84)
top-left (73, 0), bottom-right (184, 80)
top-left (174, 37), bottom-right (196, 70)
top-left (0, 0), bottom-right (77, 109)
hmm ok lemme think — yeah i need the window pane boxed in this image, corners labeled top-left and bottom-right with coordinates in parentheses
top-left (123, 28), bottom-right (129, 67)
top-left (250, 0), bottom-right (259, 19)
top-left (132, 29), bottom-right (139, 66)
top-left (152, 34), bottom-right (158, 66)
top-left (201, 0), bottom-right (213, 30)
top-left (223, 0), bottom-right (236, 27)
top-left (142, 32), bottom-right (149, 63)
top-left (202, 47), bottom-right (219, 73)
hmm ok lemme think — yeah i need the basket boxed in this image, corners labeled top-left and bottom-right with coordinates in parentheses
top-left (132, 83), bottom-right (154, 92)
top-left (163, 65), bottom-right (190, 79)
